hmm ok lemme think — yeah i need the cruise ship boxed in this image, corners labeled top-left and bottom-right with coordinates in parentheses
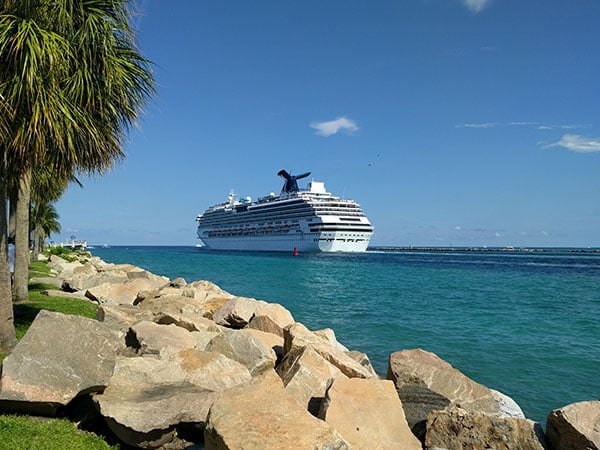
top-left (196, 170), bottom-right (373, 252)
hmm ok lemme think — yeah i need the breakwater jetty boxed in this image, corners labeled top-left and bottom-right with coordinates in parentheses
top-left (0, 252), bottom-right (598, 449)
top-left (370, 246), bottom-right (600, 254)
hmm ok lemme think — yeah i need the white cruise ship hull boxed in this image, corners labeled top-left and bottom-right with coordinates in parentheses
top-left (199, 231), bottom-right (371, 253)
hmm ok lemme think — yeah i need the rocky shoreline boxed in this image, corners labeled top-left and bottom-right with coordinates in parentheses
top-left (0, 252), bottom-right (598, 449)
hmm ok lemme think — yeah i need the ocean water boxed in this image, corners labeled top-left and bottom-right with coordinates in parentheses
top-left (90, 246), bottom-right (600, 425)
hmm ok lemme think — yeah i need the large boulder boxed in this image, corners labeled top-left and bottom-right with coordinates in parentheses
top-left (425, 406), bottom-right (546, 450)
top-left (284, 323), bottom-right (378, 379)
top-left (127, 321), bottom-right (201, 356)
top-left (47, 255), bottom-right (84, 277)
top-left (154, 308), bottom-right (224, 334)
top-left (95, 349), bottom-right (252, 449)
top-left (246, 302), bottom-right (295, 337)
top-left (204, 370), bottom-right (349, 449)
top-left (277, 345), bottom-right (347, 415)
top-left (85, 277), bottom-right (167, 305)
top-left (29, 276), bottom-right (64, 288)
top-left (205, 328), bottom-right (276, 375)
top-left (96, 304), bottom-right (155, 333)
top-left (546, 400), bottom-right (600, 450)
top-left (62, 270), bottom-right (129, 292)
top-left (212, 296), bottom-right (267, 328)
top-left (387, 348), bottom-right (524, 435)
top-left (319, 377), bottom-right (422, 450)
top-left (243, 328), bottom-right (284, 360)
top-left (0, 310), bottom-right (120, 415)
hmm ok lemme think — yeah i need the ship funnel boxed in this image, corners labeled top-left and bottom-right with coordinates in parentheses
top-left (277, 170), bottom-right (311, 193)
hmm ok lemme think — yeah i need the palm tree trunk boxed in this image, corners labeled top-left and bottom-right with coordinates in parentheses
top-left (14, 168), bottom-right (32, 303)
top-left (31, 227), bottom-right (40, 262)
top-left (8, 186), bottom-right (17, 240)
top-left (0, 166), bottom-right (17, 351)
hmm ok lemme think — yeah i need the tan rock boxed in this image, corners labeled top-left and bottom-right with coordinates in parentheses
top-left (137, 293), bottom-right (204, 316)
top-left (62, 270), bottom-right (129, 292)
top-left (204, 370), bottom-right (349, 449)
top-left (546, 400), bottom-right (600, 450)
top-left (284, 323), bottom-right (378, 379)
top-left (320, 377), bottom-right (422, 450)
top-left (387, 348), bottom-right (524, 434)
top-left (206, 328), bottom-right (276, 375)
top-left (126, 267), bottom-right (169, 285)
top-left (96, 304), bottom-right (155, 332)
top-left (154, 310), bottom-right (223, 334)
top-left (0, 311), bottom-right (120, 415)
top-left (40, 289), bottom-right (89, 300)
top-left (96, 350), bottom-right (252, 449)
top-left (246, 302), bottom-right (295, 337)
top-left (243, 328), bottom-right (284, 360)
top-left (277, 345), bottom-right (347, 415)
top-left (86, 277), bottom-right (167, 305)
top-left (314, 328), bottom-right (349, 352)
top-left (129, 321), bottom-right (200, 356)
top-left (213, 296), bottom-right (267, 328)
top-left (425, 406), bottom-right (546, 450)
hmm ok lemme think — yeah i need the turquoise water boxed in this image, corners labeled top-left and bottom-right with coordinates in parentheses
top-left (90, 246), bottom-right (600, 425)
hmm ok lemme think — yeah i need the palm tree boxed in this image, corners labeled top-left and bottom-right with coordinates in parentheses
top-left (0, 0), bottom-right (154, 348)
top-left (31, 202), bottom-right (61, 257)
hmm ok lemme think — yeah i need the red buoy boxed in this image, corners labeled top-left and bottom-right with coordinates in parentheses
top-left (293, 246), bottom-right (299, 256)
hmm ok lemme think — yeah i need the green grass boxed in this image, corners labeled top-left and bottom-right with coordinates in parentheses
top-left (0, 415), bottom-right (117, 450)
top-left (1, 255), bottom-right (117, 450)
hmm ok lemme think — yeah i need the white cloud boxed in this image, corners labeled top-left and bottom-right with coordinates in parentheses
top-left (547, 134), bottom-right (600, 153)
top-left (456, 122), bottom-right (498, 129)
top-left (541, 230), bottom-right (549, 236)
top-left (310, 116), bottom-right (359, 137)
top-left (463, 0), bottom-right (491, 13)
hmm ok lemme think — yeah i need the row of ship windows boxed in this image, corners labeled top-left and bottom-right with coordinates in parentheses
top-left (199, 212), bottom-right (365, 228)
top-left (206, 203), bottom-right (364, 220)
top-left (315, 238), bottom-right (370, 242)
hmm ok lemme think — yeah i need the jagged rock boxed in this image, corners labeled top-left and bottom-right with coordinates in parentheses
top-left (546, 400), bottom-right (600, 450)
top-left (246, 302), bottom-right (295, 337)
top-left (96, 304), bottom-right (155, 332)
top-left (346, 350), bottom-right (378, 374)
top-left (284, 323), bottom-right (378, 379)
top-left (95, 349), bottom-right (252, 449)
top-left (128, 321), bottom-right (201, 356)
top-left (170, 277), bottom-right (187, 288)
top-left (387, 348), bottom-right (524, 435)
top-left (28, 276), bottom-right (64, 288)
top-left (126, 267), bottom-right (169, 284)
top-left (277, 344), bottom-right (347, 415)
top-left (137, 281), bottom-right (233, 321)
top-left (41, 289), bottom-right (90, 300)
top-left (205, 328), bottom-right (276, 375)
top-left (0, 310), bottom-right (120, 415)
top-left (425, 406), bottom-right (546, 450)
top-left (48, 255), bottom-right (84, 276)
top-left (204, 370), bottom-right (349, 449)
top-left (85, 277), bottom-right (167, 305)
top-left (243, 328), bottom-right (284, 360)
top-left (137, 293), bottom-right (205, 316)
top-left (212, 296), bottom-right (267, 328)
top-left (314, 328), bottom-right (349, 352)
top-left (319, 377), bottom-right (422, 450)
top-left (154, 310), bottom-right (224, 334)
top-left (62, 270), bottom-right (128, 292)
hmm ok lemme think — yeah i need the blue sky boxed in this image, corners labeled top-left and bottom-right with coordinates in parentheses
top-left (54, 0), bottom-right (600, 247)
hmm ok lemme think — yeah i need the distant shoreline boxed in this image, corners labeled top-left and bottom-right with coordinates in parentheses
top-left (368, 246), bottom-right (600, 254)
